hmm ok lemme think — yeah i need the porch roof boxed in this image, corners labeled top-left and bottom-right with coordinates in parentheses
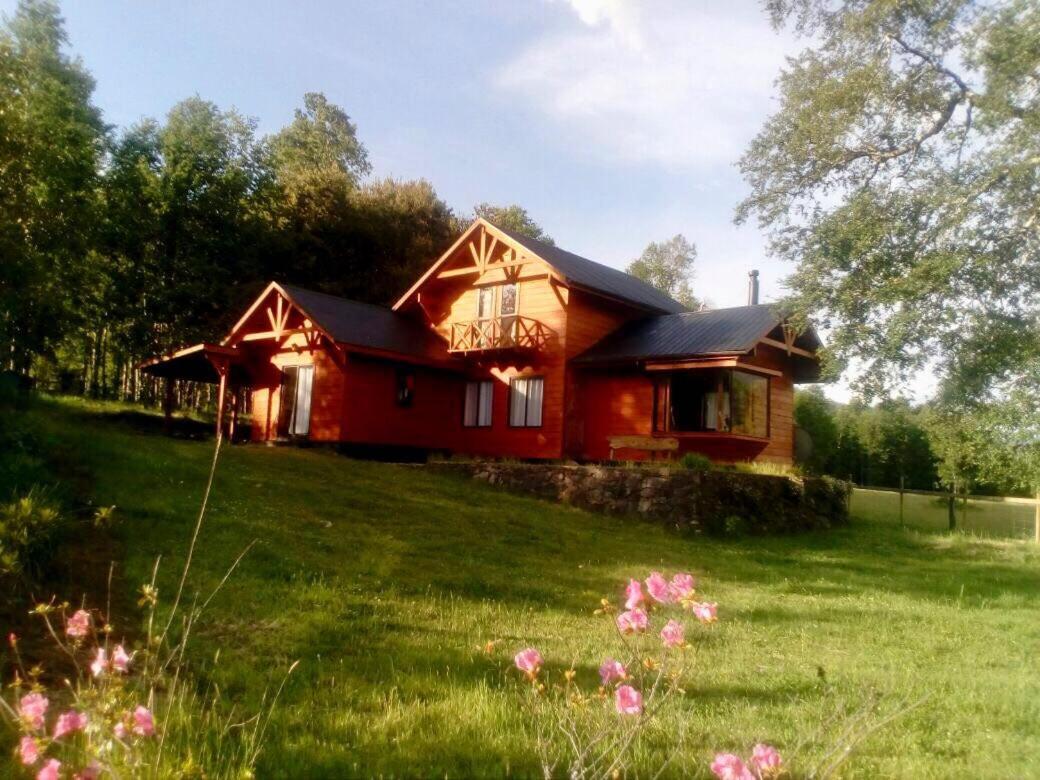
top-left (139, 343), bottom-right (251, 385)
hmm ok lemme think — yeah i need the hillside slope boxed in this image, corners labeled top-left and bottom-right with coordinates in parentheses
top-left (14, 398), bottom-right (1040, 778)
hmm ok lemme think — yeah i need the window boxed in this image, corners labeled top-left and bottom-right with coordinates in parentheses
top-left (463, 380), bottom-right (493, 427)
top-left (395, 367), bottom-right (415, 408)
top-left (277, 364), bottom-right (314, 437)
top-left (499, 282), bottom-right (518, 346)
top-left (661, 369), bottom-right (768, 437)
top-left (509, 376), bottom-right (544, 427)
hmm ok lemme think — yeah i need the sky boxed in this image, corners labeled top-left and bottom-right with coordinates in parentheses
top-left (4, 0), bottom-right (900, 401)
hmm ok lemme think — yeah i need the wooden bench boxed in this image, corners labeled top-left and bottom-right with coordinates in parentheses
top-left (608, 435), bottom-right (679, 461)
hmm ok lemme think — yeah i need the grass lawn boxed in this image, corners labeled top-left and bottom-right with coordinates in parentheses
top-left (7, 397), bottom-right (1040, 778)
top-left (853, 487), bottom-right (1039, 539)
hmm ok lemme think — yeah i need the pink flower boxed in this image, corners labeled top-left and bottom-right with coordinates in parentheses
top-left (692, 601), bottom-right (718, 624)
top-left (598, 659), bottom-right (627, 686)
top-left (513, 648), bottom-right (543, 678)
top-left (113, 721), bottom-right (128, 739)
top-left (74, 761), bottom-right (101, 780)
top-left (616, 608), bottom-right (649, 634)
top-left (19, 735), bottom-right (39, 765)
top-left (711, 753), bottom-right (754, 780)
top-left (614, 684), bottom-right (643, 715)
top-left (624, 578), bottom-right (644, 609)
top-left (660, 619), bottom-right (685, 648)
top-left (37, 759), bottom-right (61, 780)
top-left (112, 644), bottom-right (131, 673)
top-left (133, 705), bottom-right (155, 737)
top-left (66, 609), bottom-right (91, 638)
top-left (645, 571), bottom-right (672, 603)
top-left (53, 710), bottom-right (88, 739)
top-left (90, 647), bottom-right (108, 677)
top-left (19, 692), bottom-right (49, 730)
top-left (751, 744), bottom-right (783, 775)
top-left (669, 572), bottom-right (696, 601)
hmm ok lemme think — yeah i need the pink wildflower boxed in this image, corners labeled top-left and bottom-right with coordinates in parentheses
top-left (37, 759), bottom-right (61, 780)
top-left (19, 735), bottom-right (39, 765)
top-left (598, 659), bottom-right (627, 686)
top-left (711, 753), bottom-right (754, 780)
top-left (692, 601), bottom-right (718, 624)
top-left (112, 644), bottom-right (131, 673)
top-left (660, 619), bottom-right (685, 648)
top-left (113, 721), bottom-right (128, 739)
top-left (66, 609), bottom-right (91, 638)
top-left (513, 648), bottom-right (543, 679)
top-left (751, 744), bottom-right (783, 775)
top-left (624, 578), bottom-right (644, 609)
top-left (616, 608), bottom-right (649, 634)
top-left (669, 572), bottom-right (696, 601)
top-left (645, 571), bottom-right (672, 603)
top-left (19, 692), bottom-right (49, 730)
top-left (53, 710), bottom-right (88, 740)
top-left (133, 705), bottom-right (155, 737)
top-left (90, 647), bottom-right (108, 677)
top-left (74, 761), bottom-right (101, 780)
top-left (614, 684), bottom-right (643, 715)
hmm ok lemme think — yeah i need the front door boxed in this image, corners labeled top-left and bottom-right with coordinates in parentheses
top-left (277, 364), bottom-right (314, 438)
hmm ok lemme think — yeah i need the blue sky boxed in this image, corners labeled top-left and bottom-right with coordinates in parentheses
top-left (9, 0), bottom-right (888, 398)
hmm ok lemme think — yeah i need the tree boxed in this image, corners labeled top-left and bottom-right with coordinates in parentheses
top-left (0, 0), bottom-right (105, 373)
top-left (473, 203), bottom-right (553, 244)
top-left (625, 235), bottom-right (699, 309)
top-left (794, 388), bottom-right (838, 475)
top-left (739, 0), bottom-right (1040, 401)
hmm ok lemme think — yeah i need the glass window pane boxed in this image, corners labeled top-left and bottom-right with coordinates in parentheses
top-left (499, 283), bottom-right (517, 316)
top-left (731, 371), bottom-right (768, 437)
top-left (478, 381), bottom-right (493, 426)
top-left (464, 382), bottom-right (478, 427)
top-left (510, 378), bottom-right (528, 426)
top-left (293, 365), bottom-right (314, 436)
top-left (477, 287), bottom-right (494, 319)
top-left (526, 377), bottom-right (543, 427)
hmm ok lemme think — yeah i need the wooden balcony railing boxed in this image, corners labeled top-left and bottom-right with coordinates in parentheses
top-left (448, 316), bottom-right (554, 353)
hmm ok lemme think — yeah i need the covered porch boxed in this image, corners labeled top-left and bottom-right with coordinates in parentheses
top-left (139, 343), bottom-right (252, 441)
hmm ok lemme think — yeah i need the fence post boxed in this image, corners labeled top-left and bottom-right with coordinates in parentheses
top-left (899, 475), bottom-right (905, 528)
top-left (1035, 491), bottom-right (1039, 545)
top-left (948, 481), bottom-right (956, 531)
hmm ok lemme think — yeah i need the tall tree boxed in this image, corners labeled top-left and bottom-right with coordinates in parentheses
top-left (739, 0), bottom-right (1040, 400)
top-left (0, 0), bottom-right (105, 372)
top-left (626, 234), bottom-right (699, 309)
top-left (473, 203), bottom-right (554, 244)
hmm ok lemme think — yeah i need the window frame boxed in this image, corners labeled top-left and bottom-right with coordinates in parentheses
top-left (655, 368), bottom-right (770, 438)
top-left (463, 379), bottom-right (494, 428)
top-left (508, 375), bottom-right (545, 428)
top-left (395, 366), bottom-right (415, 408)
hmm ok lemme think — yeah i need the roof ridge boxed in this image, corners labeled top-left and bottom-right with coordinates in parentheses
top-left (280, 283), bottom-right (394, 312)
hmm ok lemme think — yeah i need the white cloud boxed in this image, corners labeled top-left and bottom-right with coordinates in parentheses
top-left (498, 1), bottom-right (792, 168)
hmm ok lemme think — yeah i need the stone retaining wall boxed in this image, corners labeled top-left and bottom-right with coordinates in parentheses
top-left (427, 461), bottom-right (850, 535)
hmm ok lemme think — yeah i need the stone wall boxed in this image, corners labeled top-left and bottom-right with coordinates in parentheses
top-left (427, 461), bottom-right (850, 535)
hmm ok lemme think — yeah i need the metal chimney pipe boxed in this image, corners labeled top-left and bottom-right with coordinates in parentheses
top-left (748, 270), bottom-right (760, 305)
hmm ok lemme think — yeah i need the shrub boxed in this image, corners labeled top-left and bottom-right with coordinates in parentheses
top-left (679, 452), bottom-right (712, 472)
top-left (0, 489), bottom-right (63, 578)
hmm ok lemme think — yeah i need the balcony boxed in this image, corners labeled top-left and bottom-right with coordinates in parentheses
top-left (448, 316), bottom-right (554, 353)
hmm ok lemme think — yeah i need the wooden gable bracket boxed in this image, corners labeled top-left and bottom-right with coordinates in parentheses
top-left (265, 295), bottom-right (294, 339)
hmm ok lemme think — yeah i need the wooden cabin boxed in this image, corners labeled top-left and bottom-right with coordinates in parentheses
top-left (141, 218), bottom-right (822, 464)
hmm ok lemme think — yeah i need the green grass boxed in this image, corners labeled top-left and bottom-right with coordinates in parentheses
top-left (853, 488), bottom-right (1039, 539)
top-left (8, 397), bottom-right (1040, 777)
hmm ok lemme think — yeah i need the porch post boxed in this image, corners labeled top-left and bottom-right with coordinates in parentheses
top-left (163, 377), bottom-right (175, 434)
top-left (214, 360), bottom-right (228, 442)
top-left (228, 387), bottom-right (239, 443)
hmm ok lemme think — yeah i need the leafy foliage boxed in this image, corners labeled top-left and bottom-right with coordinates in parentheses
top-left (741, 0), bottom-right (1040, 401)
top-left (626, 234), bottom-right (700, 310)
top-left (473, 202), bottom-right (554, 244)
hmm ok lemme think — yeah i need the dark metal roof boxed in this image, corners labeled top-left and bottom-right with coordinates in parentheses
top-left (281, 284), bottom-right (450, 363)
top-left (574, 305), bottom-right (785, 364)
top-left (490, 225), bottom-right (687, 314)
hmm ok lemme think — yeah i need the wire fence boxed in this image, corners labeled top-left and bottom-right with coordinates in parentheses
top-left (851, 485), bottom-right (1040, 541)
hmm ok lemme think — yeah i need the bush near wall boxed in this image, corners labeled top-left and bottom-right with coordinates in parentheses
top-left (428, 462), bottom-right (850, 534)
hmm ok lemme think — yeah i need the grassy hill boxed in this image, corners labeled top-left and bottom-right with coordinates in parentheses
top-left (6, 398), bottom-right (1040, 777)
